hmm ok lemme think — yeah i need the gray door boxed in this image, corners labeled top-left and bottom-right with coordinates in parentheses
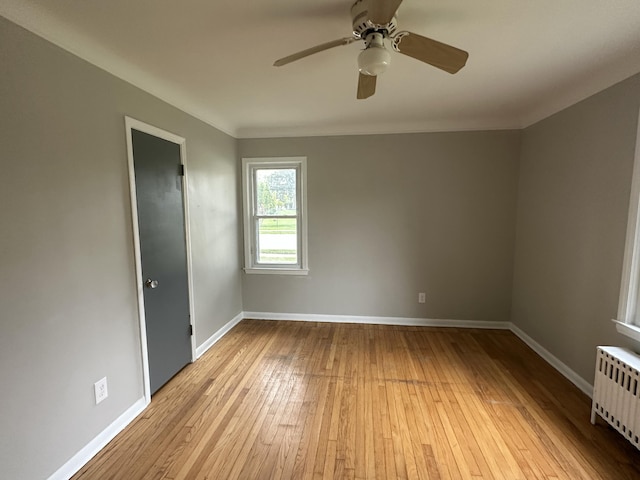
top-left (131, 129), bottom-right (192, 395)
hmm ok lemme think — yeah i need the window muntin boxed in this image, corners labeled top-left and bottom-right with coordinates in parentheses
top-left (242, 158), bottom-right (308, 274)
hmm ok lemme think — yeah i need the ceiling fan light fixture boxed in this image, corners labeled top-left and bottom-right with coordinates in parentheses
top-left (358, 45), bottom-right (391, 76)
top-left (273, 0), bottom-right (469, 99)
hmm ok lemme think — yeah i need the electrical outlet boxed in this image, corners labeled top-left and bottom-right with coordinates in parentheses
top-left (418, 292), bottom-right (426, 304)
top-left (94, 377), bottom-right (108, 404)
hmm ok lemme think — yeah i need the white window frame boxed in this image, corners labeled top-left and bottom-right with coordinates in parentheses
top-left (614, 107), bottom-right (640, 342)
top-left (242, 157), bottom-right (309, 275)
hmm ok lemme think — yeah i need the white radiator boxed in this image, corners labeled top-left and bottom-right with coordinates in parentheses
top-left (591, 346), bottom-right (640, 450)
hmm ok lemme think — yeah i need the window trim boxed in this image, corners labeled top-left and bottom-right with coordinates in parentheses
top-left (614, 107), bottom-right (640, 341)
top-left (242, 157), bottom-right (309, 275)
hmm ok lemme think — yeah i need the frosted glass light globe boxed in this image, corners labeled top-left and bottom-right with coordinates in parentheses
top-left (358, 46), bottom-right (391, 76)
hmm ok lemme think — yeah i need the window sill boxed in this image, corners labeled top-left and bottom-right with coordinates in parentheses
top-left (244, 268), bottom-right (309, 276)
top-left (612, 319), bottom-right (640, 342)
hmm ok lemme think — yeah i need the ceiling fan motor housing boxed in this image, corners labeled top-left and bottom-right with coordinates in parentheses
top-left (351, 0), bottom-right (398, 39)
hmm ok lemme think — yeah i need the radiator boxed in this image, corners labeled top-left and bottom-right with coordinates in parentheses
top-left (591, 346), bottom-right (640, 450)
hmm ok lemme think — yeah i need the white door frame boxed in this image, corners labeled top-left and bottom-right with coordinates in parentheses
top-left (124, 116), bottom-right (197, 404)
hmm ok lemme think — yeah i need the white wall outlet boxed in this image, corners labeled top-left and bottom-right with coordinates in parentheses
top-left (418, 292), bottom-right (426, 304)
top-left (94, 377), bottom-right (108, 405)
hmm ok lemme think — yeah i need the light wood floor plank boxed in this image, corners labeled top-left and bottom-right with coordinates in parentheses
top-left (73, 321), bottom-right (640, 479)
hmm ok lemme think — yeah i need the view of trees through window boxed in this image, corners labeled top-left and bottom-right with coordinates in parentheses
top-left (255, 168), bottom-right (298, 264)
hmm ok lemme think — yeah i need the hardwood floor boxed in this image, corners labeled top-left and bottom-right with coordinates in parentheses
top-left (73, 320), bottom-right (640, 479)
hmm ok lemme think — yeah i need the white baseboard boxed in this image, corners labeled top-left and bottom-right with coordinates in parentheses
top-left (195, 312), bottom-right (244, 358)
top-left (509, 323), bottom-right (594, 398)
top-left (242, 311), bottom-right (511, 330)
top-left (48, 397), bottom-right (147, 480)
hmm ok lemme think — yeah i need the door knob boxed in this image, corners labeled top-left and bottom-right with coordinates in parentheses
top-left (145, 278), bottom-right (159, 289)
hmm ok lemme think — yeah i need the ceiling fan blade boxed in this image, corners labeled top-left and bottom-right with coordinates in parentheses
top-left (357, 73), bottom-right (376, 99)
top-left (393, 32), bottom-right (468, 74)
top-left (274, 37), bottom-right (357, 67)
top-left (369, 0), bottom-right (404, 25)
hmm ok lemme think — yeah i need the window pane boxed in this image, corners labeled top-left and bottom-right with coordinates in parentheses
top-left (257, 218), bottom-right (298, 264)
top-left (256, 168), bottom-right (297, 216)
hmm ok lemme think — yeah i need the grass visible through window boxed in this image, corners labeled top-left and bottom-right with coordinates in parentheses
top-left (259, 217), bottom-right (296, 234)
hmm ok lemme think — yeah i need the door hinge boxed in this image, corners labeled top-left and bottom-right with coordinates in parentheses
top-left (178, 164), bottom-right (185, 176)
top-left (189, 324), bottom-right (193, 336)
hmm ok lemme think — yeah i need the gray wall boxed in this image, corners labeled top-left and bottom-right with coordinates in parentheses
top-left (0, 17), bottom-right (242, 480)
top-left (512, 73), bottom-right (640, 383)
top-left (239, 132), bottom-right (521, 321)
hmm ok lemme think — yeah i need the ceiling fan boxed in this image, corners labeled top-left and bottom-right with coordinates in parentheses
top-left (273, 0), bottom-right (469, 99)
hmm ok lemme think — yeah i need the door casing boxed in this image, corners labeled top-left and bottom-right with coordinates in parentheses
top-left (124, 116), bottom-right (196, 403)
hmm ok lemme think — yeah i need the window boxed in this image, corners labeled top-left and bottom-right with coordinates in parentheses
top-left (242, 157), bottom-right (308, 275)
top-left (615, 107), bottom-right (640, 341)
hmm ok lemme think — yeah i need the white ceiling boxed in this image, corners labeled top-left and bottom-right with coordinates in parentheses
top-left (3, 0), bottom-right (640, 138)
